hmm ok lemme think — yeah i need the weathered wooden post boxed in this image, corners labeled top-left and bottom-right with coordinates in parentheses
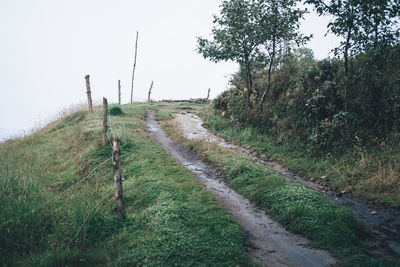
top-left (147, 81), bottom-right (153, 102)
top-left (102, 97), bottom-right (108, 146)
top-left (85, 75), bottom-right (93, 112)
top-left (206, 88), bottom-right (211, 101)
top-left (112, 141), bottom-right (125, 218)
top-left (118, 80), bottom-right (121, 105)
top-left (130, 31), bottom-right (139, 103)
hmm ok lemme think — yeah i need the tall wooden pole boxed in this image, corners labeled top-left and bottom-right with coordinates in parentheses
top-left (147, 81), bottom-right (153, 102)
top-left (118, 80), bottom-right (121, 105)
top-left (130, 31), bottom-right (139, 103)
top-left (102, 97), bottom-right (108, 146)
top-left (207, 88), bottom-right (211, 101)
top-left (85, 75), bottom-right (93, 112)
top-left (112, 141), bottom-right (125, 218)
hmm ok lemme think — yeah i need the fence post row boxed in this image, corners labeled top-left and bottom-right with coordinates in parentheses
top-left (85, 75), bottom-right (93, 112)
top-left (112, 141), bottom-right (125, 218)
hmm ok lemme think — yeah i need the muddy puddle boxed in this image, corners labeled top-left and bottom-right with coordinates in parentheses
top-left (147, 112), bottom-right (335, 267)
top-left (174, 111), bottom-right (400, 260)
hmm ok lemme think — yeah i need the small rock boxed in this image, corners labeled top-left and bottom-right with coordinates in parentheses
top-left (321, 175), bottom-right (327, 179)
top-left (370, 210), bottom-right (378, 215)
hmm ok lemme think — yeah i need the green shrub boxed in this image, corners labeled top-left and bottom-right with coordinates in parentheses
top-left (109, 105), bottom-right (124, 116)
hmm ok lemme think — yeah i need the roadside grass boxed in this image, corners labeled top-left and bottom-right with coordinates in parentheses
top-left (157, 105), bottom-right (400, 266)
top-left (0, 103), bottom-right (253, 266)
top-left (200, 107), bottom-right (400, 209)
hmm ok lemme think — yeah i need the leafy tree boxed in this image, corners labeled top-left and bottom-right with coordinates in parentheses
top-left (305, 0), bottom-right (362, 76)
top-left (198, 0), bottom-right (308, 107)
top-left (305, 0), bottom-right (400, 75)
top-left (357, 0), bottom-right (400, 50)
top-left (254, 0), bottom-right (309, 104)
top-left (197, 0), bottom-right (259, 107)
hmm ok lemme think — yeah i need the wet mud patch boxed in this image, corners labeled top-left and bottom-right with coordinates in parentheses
top-left (174, 112), bottom-right (400, 260)
top-left (147, 112), bottom-right (335, 267)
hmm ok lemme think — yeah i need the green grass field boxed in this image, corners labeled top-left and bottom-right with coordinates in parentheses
top-left (0, 103), bottom-right (253, 266)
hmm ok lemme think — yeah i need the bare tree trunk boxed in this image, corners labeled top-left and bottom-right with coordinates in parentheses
top-left (147, 81), bottom-right (154, 102)
top-left (118, 80), bottom-right (121, 105)
top-left (85, 75), bottom-right (93, 112)
top-left (260, 29), bottom-right (277, 105)
top-left (112, 141), bottom-right (125, 218)
top-left (130, 31), bottom-right (139, 103)
top-left (344, 23), bottom-right (352, 77)
top-left (244, 56), bottom-right (253, 108)
top-left (102, 97), bottom-right (108, 146)
top-left (206, 88), bottom-right (211, 100)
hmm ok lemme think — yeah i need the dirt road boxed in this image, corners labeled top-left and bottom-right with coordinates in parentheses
top-left (174, 111), bottom-right (400, 260)
top-left (147, 112), bottom-right (336, 267)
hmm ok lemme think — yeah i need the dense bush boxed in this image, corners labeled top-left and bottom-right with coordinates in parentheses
top-left (109, 105), bottom-right (124, 116)
top-left (213, 46), bottom-right (400, 153)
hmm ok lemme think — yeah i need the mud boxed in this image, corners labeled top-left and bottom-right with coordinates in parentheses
top-left (147, 112), bottom-right (336, 267)
top-left (174, 112), bottom-right (400, 260)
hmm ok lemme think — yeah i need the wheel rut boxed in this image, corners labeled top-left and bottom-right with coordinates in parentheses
top-left (147, 112), bottom-right (336, 267)
top-left (174, 111), bottom-right (400, 260)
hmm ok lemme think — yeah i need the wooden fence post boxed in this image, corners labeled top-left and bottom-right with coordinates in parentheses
top-left (112, 141), bottom-right (125, 218)
top-left (118, 80), bottom-right (121, 105)
top-left (130, 31), bottom-right (139, 103)
top-left (147, 81), bottom-right (153, 102)
top-left (102, 97), bottom-right (108, 146)
top-left (85, 75), bottom-right (93, 112)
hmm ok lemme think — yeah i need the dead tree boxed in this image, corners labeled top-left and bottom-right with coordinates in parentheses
top-left (85, 75), bottom-right (93, 112)
top-left (130, 31), bottom-right (139, 103)
top-left (206, 88), bottom-right (211, 101)
top-left (147, 81), bottom-right (154, 102)
top-left (112, 141), bottom-right (125, 218)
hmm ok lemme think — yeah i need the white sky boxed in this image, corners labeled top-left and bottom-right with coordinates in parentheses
top-left (0, 0), bottom-right (340, 140)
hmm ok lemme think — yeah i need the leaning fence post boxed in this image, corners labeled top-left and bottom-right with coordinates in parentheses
top-left (102, 97), bottom-right (108, 146)
top-left (85, 75), bottom-right (93, 112)
top-left (112, 140), bottom-right (125, 218)
top-left (118, 80), bottom-right (121, 105)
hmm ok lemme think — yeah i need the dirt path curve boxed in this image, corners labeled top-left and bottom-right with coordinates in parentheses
top-left (174, 112), bottom-right (400, 260)
top-left (147, 112), bottom-right (336, 267)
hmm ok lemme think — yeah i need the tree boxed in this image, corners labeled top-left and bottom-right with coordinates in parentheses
top-left (198, 0), bottom-right (308, 107)
top-left (255, 0), bottom-right (309, 104)
top-left (305, 0), bottom-right (400, 75)
top-left (357, 0), bottom-right (400, 50)
top-left (305, 0), bottom-right (362, 76)
top-left (197, 0), bottom-right (260, 107)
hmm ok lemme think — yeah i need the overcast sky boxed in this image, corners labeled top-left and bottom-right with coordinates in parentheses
top-left (0, 0), bottom-right (340, 140)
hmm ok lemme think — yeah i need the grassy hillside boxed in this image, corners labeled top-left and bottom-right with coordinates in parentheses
top-left (0, 103), bottom-right (252, 266)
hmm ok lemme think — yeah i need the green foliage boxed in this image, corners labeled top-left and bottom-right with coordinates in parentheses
top-left (214, 45), bottom-right (400, 152)
top-left (305, 0), bottom-right (400, 73)
top-left (109, 105), bottom-right (124, 116)
top-left (197, 0), bottom-right (308, 106)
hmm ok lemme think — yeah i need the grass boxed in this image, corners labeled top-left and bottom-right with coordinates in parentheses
top-left (157, 104), bottom-right (400, 266)
top-left (0, 103), bottom-right (253, 266)
top-left (200, 107), bottom-right (400, 209)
